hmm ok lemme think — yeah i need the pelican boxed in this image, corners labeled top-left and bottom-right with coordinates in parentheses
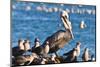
top-left (82, 48), bottom-right (90, 62)
top-left (43, 11), bottom-right (74, 54)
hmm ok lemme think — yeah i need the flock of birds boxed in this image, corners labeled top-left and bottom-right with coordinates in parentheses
top-left (12, 11), bottom-right (95, 66)
top-left (35, 5), bottom-right (95, 15)
top-left (12, 2), bottom-right (96, 15)
top-left (12, 38), bottom-right (95, 66)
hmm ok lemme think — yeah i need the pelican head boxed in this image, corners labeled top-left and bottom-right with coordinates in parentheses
top-left (61, 10), bottom-right (74, 39)
top-left (62, 10), bottom-right (69, 19)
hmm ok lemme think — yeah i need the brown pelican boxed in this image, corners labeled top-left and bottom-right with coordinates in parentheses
top-left (43, 11), bottom-right (74, 54)
top-left (63, 48), bottom-right (77, 62)
top-left (82, 48), bottom-right (90, 62)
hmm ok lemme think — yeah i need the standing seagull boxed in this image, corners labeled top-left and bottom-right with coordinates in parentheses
top-left (23, 40), bottom-right (31, 51)
top-left (43, 11), bottom-right (74, 54)
top-left (32, 38), bottom-right (40, 49)
top-left (18, 39), bottom-right (24, 50)
top-left (82, 48), bottom-right (90, 62)
top-left (63, 48), bottom-right (77, 62)
top-left (32, 41), bottom-right (50, 57)
top-left (75, 42), bottom-right (81, 57)
top-left (90, 54), bottom-right (95, 62)
top-left (43, 41), bottom-right (50, 54)
top-left (12, 40), bottom-right (25, 57)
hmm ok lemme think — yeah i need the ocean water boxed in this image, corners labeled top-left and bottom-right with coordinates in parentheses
top-left (11, 1), bottom-right (96, 61)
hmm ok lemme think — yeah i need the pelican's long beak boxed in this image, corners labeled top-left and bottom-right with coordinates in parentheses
top-left (69, 29), bottom-right (74, 39)
top-left (62, 15), bottom-right (74, 39)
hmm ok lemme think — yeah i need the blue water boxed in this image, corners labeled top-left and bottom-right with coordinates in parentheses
top-left (11, 1), bottom-right (96, 61)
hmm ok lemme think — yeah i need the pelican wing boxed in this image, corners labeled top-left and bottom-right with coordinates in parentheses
top-left (43, 30), bottom-right (65, 45)
top-left (42, 30), bottom-right (73, 53)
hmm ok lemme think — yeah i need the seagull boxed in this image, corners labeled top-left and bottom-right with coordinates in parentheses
top-left (82, 48), bottom-right (90, 62)
top-left (63, 48), bottom-right (77, 62)
top-left (33, 38), bottom-right (40, 48)
top-left (75, 42), bottom-right (81, 57)
top-left (23, 40), bottom-right (31, 51)
top-left (14, 53), bottom-right (38, 66)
